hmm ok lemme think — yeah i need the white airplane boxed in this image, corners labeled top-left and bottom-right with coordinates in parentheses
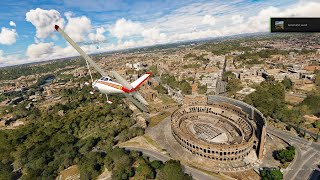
top-left (55, 25), bottom-right (151, 112)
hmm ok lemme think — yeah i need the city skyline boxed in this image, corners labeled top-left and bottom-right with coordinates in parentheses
top-left (0, 0), bottom-right (319, 67)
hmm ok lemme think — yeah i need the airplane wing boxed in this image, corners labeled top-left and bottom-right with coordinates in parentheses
top-left (124, 94), bottom-right (149, 112)
top-left (55, 25), bottom-right (107, 77)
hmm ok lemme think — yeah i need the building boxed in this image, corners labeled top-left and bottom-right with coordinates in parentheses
top-left (171, 103), bottom-right (264, 163)
top-left (170, 95), bottom-right (267, 172)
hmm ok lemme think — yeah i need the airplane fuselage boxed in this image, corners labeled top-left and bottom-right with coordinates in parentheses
top-left (93, 79), bottom-right (125, 94)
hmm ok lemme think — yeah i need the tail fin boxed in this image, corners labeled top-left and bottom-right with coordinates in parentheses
top-left (131, 72), bottom-right (152, 89)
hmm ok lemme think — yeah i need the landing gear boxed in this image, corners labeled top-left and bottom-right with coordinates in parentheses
top-left (84, 81), bottom-right (91, 86)
top-left (106, 94), bottom-right (113, 104)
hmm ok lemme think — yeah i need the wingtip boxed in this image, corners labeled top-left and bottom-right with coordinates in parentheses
top-left (54, 25), bottom-right (59, 31)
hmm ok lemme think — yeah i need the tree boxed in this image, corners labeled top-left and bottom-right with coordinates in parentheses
top-left (150, 160), bottom-right (163, 169)
top-left (266, 75), bottom-right (275, 82)
top-left (223, 71), bottom-right (242, 96)
top-left (226, 78), bottom-right (242, 96)
top-left (276, 146), bottom-right (295, 163)
top-left (244, 81), bottom-right (285, 117)
top-left (314, 120), bottom-right (320, 141)
top-left (261, 168), bottom-right (283, 180)
top-left (281, 78), bottom-right (293, 90)
top-left (155, 85), bottom-right (168, 94)
top-left (182, 64), bottom-right (201, 69)
top-left (198, 84), bottom-right (207, 94)
top-left (300, 90), bottom-right (320, 116)
top-left (135, 163), bottom-right (155, 179)
top-left (315, 74), bottom-right (320, 86)
top-left (186, 77), bottom-right (194, 82)
top-left (0, 162), bottom-right (13, 180)
top-left (179, 80), bottom-right (192, 95)
top-left (157, 160), bottom-right (192, 180)
top-left (222, 71), bottom-right (235, 81)
top-left (149, 65), bottom-right (158, 76)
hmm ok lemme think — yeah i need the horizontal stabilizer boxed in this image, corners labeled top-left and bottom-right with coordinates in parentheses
top-left (131, 72), bottom-right (152, 89)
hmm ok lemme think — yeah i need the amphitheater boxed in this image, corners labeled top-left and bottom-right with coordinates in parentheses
top-left (169, 96), bottom-right (267, 171)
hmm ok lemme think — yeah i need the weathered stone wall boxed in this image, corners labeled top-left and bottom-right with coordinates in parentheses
top-left (207, 95), bottom-right (267, 160)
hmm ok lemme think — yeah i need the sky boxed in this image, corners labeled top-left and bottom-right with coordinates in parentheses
top-left (0, 0), bottom-right (320, 67)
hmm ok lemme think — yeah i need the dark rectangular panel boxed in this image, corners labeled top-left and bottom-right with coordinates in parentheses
top-left (271, 18), bottom-right (320, 32)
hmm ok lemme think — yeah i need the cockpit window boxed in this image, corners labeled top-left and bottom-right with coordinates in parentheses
top-left (100, 77), bottom-right (112, 81)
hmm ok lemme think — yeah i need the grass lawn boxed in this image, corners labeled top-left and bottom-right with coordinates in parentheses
top-left (148, 111), bottom-right (172, 127)
top-left (160, 94), bottom-right (176, 104)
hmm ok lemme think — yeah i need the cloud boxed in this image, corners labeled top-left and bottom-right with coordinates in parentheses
top-left (0, 50), bottom-right (20, 66)
top-left (108, 18), bottom-right (143, 40)
top-left (0, 27), bottom-right (18, 45)
top-left (26, 42), bottom-right (79, 60)
top-left (26, 42), bottom-right (56, 59)
top-left (142, 28), bottom-right (167, 43)
top-left (9, 21), bottom-right (16, 27)
top-left (244, 1), bottom-right (320, 33)
top-left (153, 1), bottom-right (241, 34)
top-left (26, 8), bottom-right (103, 43)
top-left (9, 0), bottom-right (320, 67)
top-left (26, 8), bottom-right (65, 39)
top-left (64, 12), bottom-right (92, 42)
top-left (88, 27), bottom-right (106, 42)
top-left (231, 15), bottom-right (244, 24)
top-left (202, 15), bottom-right (216, 26)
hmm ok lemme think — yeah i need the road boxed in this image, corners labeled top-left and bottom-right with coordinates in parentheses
top-left (267, 127), bottom-right (320, 180)
top-left (123, 147), bottom-right (219, 180)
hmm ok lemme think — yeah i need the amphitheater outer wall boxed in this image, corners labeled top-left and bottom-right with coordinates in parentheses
top-left (207, 95), bottom-right (267, 160)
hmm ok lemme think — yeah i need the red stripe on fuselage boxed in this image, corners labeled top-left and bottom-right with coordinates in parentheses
top-left (97, 72), bottom-right (152, 93)
top-left (96, 81), bottom-right (122, 90)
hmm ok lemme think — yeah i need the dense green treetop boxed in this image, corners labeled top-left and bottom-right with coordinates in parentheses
top-left (275, 146), bottom-right (295, 164)
top-left (161, 74), bottom-right (191, 94)
top-left (261, 168), bottom-right (283, 180)
top-left (281, 78), bottom-right (293, 90)
top-left (157, 160), bottom-right (192, 180)
top-left (244, 81), bottom-right (285, 117)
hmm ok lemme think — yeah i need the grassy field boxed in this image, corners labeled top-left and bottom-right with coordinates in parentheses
top-left (160, 94), bottom-right (176, 104)
top-left (143, 135), bottom-right (165, 151)
top-left (148, 111), bottom-right (172, 127)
